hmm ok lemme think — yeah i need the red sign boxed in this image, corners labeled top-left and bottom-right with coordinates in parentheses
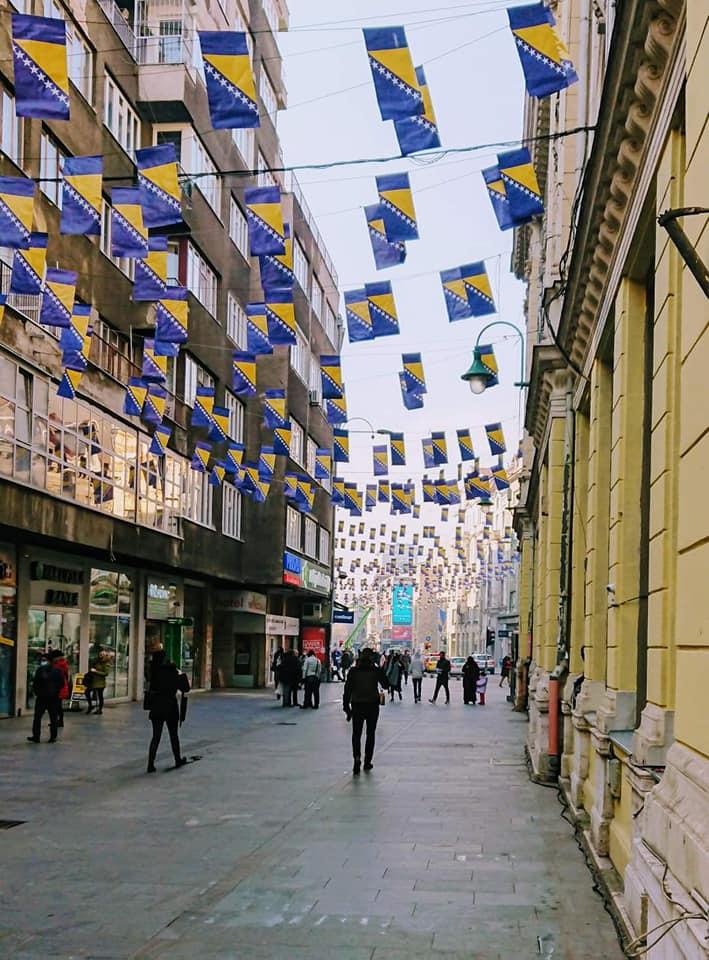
top-left (301, 626), bottom-right (326, 662)
top-left (391, 625), bottom-right (413, 642)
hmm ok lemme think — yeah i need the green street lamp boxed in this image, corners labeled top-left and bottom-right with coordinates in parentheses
top-left (461, 320), bottom-right (529, 394)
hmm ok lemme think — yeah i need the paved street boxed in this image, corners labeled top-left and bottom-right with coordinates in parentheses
top-left (0, 677), bottom-right (624, 960)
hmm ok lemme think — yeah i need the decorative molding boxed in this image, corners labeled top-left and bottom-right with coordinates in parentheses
top-left (524, 344), bottom-right (571, 447)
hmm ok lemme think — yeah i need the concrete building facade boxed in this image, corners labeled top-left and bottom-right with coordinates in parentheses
top-left (514, 0), bottom-right (708, 955)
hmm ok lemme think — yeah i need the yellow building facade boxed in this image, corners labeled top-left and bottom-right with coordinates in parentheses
top-left (514, 0), bottom-right (708, 955)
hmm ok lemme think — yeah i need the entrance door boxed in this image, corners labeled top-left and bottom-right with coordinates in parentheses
top-left (26, 609), bottom-right (80, 708)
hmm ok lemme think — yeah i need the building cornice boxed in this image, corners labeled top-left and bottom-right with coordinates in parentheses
top-left (558, 0), bottom-right (685, 369)
top-left (524, 344), bottom-right (570, 447)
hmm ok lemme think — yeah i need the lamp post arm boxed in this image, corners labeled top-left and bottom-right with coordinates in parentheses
top-left (473, 321), bottom-right (528, 387)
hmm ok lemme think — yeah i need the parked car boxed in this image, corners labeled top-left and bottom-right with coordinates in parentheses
top-left (449, 657), bottom-right (466, 679)
top-left (474, 653), bottom-right (496, 675)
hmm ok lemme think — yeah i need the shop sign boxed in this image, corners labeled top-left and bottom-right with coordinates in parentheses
top-left (302, 626), bottom-right (326, 661)
top-left (146, 578), bottom-right (182, 620)
top-left (266, 614), bottom-right (286, 634)
top-left (332, 608), bottom-right (354, 624)
top-left (283, 551), bottom-right (303, 587)
top-left (44, 589), bottom-right (79, 607)
top-left (302, 561), bottom-right (331, 596)
top-left (215, 590), bottom-right (267, 615)
top-left (30, 561), bottom-right (84, 585)
top-left (392, 625), bottom-right (412, 642)
top-left (284, 616), bottom-right (299, 636)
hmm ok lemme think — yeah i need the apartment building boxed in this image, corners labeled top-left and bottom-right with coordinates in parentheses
top-left (0, 0), bottom-right (342, 715)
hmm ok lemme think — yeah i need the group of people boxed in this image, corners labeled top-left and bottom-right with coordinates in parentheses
top-left (27, 646), bottom-right (110, 744)
top-left (271, 647), bottom-right (324, 709)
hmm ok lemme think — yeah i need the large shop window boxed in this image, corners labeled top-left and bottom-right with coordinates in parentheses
top-left (0, 353), bottom-right (184, 535)
top-left (89, 569), bottom-right (132, 698)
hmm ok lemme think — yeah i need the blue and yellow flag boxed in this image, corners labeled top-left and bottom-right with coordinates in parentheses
top-left (333, 428), bottom-right (350, 463)
top-left (394, 65), bottom-right (441, 156)
top-left (60, 156), bottom-right (102, 236)
top-left (245, 185), bottom-right (286, 256)
top-left (460, 261), bottom-right (496, 317)
top-left (457, 428), bottom-right (475, 462)
top-left (191, 441), bottom-right (212, 473)
top-left (365, 484), bottom-right (377, 511)
top-left (137, 144), bottom-right (182, 229)
top-left (134, 236), bottom-right (168, 301)
top-left (431, 431), bottom-right (448, 465)
top-left (485, 422), bottom-right (507, 455)
top-left (373, 444), bottom-right (388, 476)
top-left (376, 172), bottom-right (419, 242)
top-left (0, 176), bottom-right (35, 250)
top-left (259, 446), bottom-right (277, 480)
top-left (492, 458), bottom-right (510, 491)
top-left (141, 340), bottom-right (167, 383)
top-left (142, 384), bottom-right (167, 426)
top-left (12, 14), bottom-right (69, 120)
top-left (56, 368), bottom-right (83, 400)
top-left (344, 482), bottom-right (362, 517)
top-left (274, 423), bottom-right (292, 457)
top-left (123, 377), bottom-right (148, 417)
top-left (209, 461), bottom-right (227, 487)
top-left (149, 422), bottom-right (172, 458)
top-left (399, 372), bottom-right (424, 410)
top-left (191, 385), bottom-right (215, 428)
top-left (111, 188), bottom-right (148, 258)
top-left (378, 480), bottom-right (391, 503)
top-left (478, 343), bottom-right (499, 387)
top-left (209, 405), bottom-right (230, 443)
top-left (246, 302), bottom-right (273, 355)
top-left (40, 267), bottom-right (76, 328)
top-left (482, 165), bottom-right (522, 232)
top-left (198, 31), bottom-right (260, 130)
top-left (508, 3), bottom-right (577, 99)
top-left (390, 431), bottom-right (406, 466)
top-left (260, 223), bottom-right (294, 290)
top-left (365, 203), bottom-right (406, 271)
top-left (59, 302), bottom-right (91, 366)
top-left (156, 287), bottom-right (188, 345)
top-left (498, 148), bottom-right (544, 222)
top-left (332, 477), bottom-right (346, 506)
top-left (422, 438), bottom-right (435, 468)
top-left (284, 473), bottom-right (299, 501)
top-left (263, 388), bottom-right (287, 429)
top-left (440, 267), bottom-right (473, 322)
top-left (265, 288), bottom-right (296, 345)
top-left (226, 441), bottom-right (245, 476)
top-left (10, 232), bottom-right (47, 295)
top-left (365, 281), bottom-right (400, 337)
top-left (401, 352), bottom-right (426, 394)
top-left (345, 288), bottom-right (374, 342)
top-left (363, 26), bottom-right (423, 121)
top-left (320, 354), bottom-right (343, 399)
top-left (326, 394), bottom-right (348, 425)
top-left (232, 351), bottom-right (257, 397)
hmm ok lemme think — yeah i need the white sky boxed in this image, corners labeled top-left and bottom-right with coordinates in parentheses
top-left (277, 0), bottom-right (527, 538)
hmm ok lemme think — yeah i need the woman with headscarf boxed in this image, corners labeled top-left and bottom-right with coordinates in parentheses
top-left (462, 655), bottom-right (480, 705)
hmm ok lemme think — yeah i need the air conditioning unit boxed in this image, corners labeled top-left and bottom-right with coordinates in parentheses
top-left (308, 390), bottom-right (320, 406)
top-left (302, 602), bottom-right (322, 619)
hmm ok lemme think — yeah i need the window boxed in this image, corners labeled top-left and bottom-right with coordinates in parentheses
top-left (226, 294), bottom-right (247, 348)
top-left (290, 326), bottom-right (309, 383)
top-left (319, 527), bottom-right (330, 565)
top-left (185, 469), bottom-right (213, 527)
top-left (157, 130), bottom-right (182, 163)
top-left (290, 419), bottom-right (304, 465)
top-left (256, 150), bottom-right (277, 188)
top-left (190, 134), bottom-right (221, 215)
top-left (259, 65), bottom-right (277, 117)
top-left (229, 197), bottom-right (249, 258)
top-left (293, 238), bottom-right (309, 291)
top-left (1, 89), bottom-right (23, 166)
top-left (324, 304), bottom-right (337, 345)
top-left (286, 505), bottom-right (301, 551)
top-left (40, 132), bottom-right (66, 207)
top-left (182, 355), bottom-right (214, 407)
top-left (304, 516), bottom-right (317, 557)
top-left (100, 200), bottom-right (135, 279)
top-left (157, 19), bottom-right (183, 64)
top-left (222, 483), bottom-right (242, 539)
top-left (186, 244), bottom-right (218, 317)
top-left (44, 0), bottom-right (94, 103)
top-left (311, 277), bottom-right (323, 319)
top-left (308, 356), bottom-right (322, 404)
top-left (166, 239), bottom-right (180, 285)
top-left (224, 390), bottom-right (244, 442)
top-left (232, 127), bottom-right (254, 166)
top-left (90, 318), bottom-right (132, 383)
top-left (305, 436), bottom-right (317, 478)
top-left (104, 73), bottom-right (140, 157)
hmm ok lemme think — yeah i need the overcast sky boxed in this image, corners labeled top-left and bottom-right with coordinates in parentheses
top-left (277, 0), bottom-right (526, 525)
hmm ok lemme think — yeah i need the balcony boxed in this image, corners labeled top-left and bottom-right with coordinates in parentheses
top-left (97, 0), bottom-right (138, 59)
top-left (284, 171), bottom-right (339, 288)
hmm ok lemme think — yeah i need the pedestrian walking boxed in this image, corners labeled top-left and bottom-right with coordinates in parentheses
top-left (27, 651), bottom-right (64, 743)
top-left (401, 650), bottom-right (411, 686)
top-left (331, 646), bottom-right (342, 681)
top-left (88, 648), bottom-right (109, 714)
top-left (499, 655), bottom-right (513, 687)
top-left (301, 650), bottom-right (322, 709)
top-left (386, 652), bottom-right (403, 701)
top-left (343, 648), bottom-right (389, 775)
top-left (53, 649), bottom-right (70, 727)
top-left (271, 645), bottom-right (284, 698)
top-left (279, 648), bottom-right (301, 708)
top-left (410, 651), bottom-right (425, 702)
top-left (429, 651), bottom-right (452, 704)
top-left (145, 650), bottom-right (190, 772)
top-left (462, 655), bottom-right (480, 704)
top-left (340, 648), bottom-right (353, 679)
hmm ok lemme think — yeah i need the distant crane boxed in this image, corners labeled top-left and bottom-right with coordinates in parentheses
top-left (344, 607), bottom-right (373, 650)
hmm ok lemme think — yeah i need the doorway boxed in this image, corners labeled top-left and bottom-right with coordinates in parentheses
top-left (26, 609), bottom-right (80, 708)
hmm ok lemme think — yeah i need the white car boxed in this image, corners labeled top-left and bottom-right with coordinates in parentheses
top-left (473, 653), bottom-right (495, 675)
top-left (449, 657), bottom-right (466, 678)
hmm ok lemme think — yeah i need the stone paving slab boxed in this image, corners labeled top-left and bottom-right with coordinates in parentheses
top-left (0, 679), bottom-right (625, 959)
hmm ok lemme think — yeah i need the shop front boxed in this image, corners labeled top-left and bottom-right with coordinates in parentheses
top-left (213, 590), bottom-right (268, 688)
top-left (265, 613), bottom-right (300, 684)
top-left (0, 544), bottom-right (17, 717)
top-left (144, 575), bottom-right (184, 680)
top-left (89, 568), bottom-right (133, 699)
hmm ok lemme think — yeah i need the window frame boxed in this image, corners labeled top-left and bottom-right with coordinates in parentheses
top-left (103, 72), bottom-right (140, 158)
top-left (226, 293), bottom-right (247, 348)
top-left (286, 504), bottom-right (301, 551)
top-left (184, 468), bottom-right (214, 528)
top-left (290, 419), bottom-right (304, 466)
top-left (229, 197), bottom-right (249, 259)
top-left (222, 482), bottom-right (243, 540)
top-left (303, 515), bottom-right (317, 558)
top-left (186, 243), bottom-right (219, 318)
top-left (100, 199), bottom-right (135, 279)
top-left (318, 527), bottom-right (330, 565)
top-left (190, 132), bottom-right (222, 217)
top-left (289, 326), bottom-right (309, 384)
top-left (39, 131), bottom-right (66, 208)
top-left (182, 355), bottom-right (215, 408)
top-left (223, 389), bottom-right (244, 442)
top-left (1, 88), bottom-right (23, 167)
top-left (293, 237), bottom-right (309, 292)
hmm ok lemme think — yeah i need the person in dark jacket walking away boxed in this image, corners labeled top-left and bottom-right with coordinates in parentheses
top-left (28, 651), bottom-right (64, 743)
top-left (301, 650), bottom-right (322, 709)
top-left (429, 652), bottom-right (452, 704)
top-left (53, 650), bottom-right (70, 727)
top-left (385, 652), bottom-right (403, 702)
top-left (410, 651), bottom-right (425, 702)
top-left (279, 648), bottom-right (301, 708)
top-left (340, 648), bottom-right (353, 679)
top-left (146, 650), bottom-right (190, 772)
top-left (499, 655), bottom-right (513, 687)
top-left (462, 656), bottom-right (480, 704)
top-left (343, 648), bottom-right (389, 775)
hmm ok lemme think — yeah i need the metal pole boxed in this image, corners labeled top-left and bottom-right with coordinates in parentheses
top-left (473, 320), bottom-right (529, 387)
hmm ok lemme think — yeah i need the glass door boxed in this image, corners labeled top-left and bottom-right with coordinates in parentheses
top-left (26, 609), bottom-right (80, 708)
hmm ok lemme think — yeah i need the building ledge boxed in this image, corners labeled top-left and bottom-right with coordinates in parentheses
top-left (524, 343), bottom-right (569, 446)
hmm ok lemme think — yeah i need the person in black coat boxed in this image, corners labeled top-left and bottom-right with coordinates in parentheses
top-left (278, 648), bottom-right (301, 708)
top-left (429, 652), bottom-right (452, 704)
top-left (27, 651), bottom-right (65, 743)
top-left (343, 648), bottom-right (389, 775)
top-left (146, 650), bottom-right (190, 772)
top-left (462, 656), bottom-right (481, 704)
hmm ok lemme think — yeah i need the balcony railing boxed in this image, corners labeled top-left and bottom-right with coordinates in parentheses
top-left (0, 258), bottom-right (40, 325)
top-left (284, 170), bottom-right (339, 288)
top-left (135, 33), bottom-right (194, 69)
top-left (97, 0), bottom-right (138, 59)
